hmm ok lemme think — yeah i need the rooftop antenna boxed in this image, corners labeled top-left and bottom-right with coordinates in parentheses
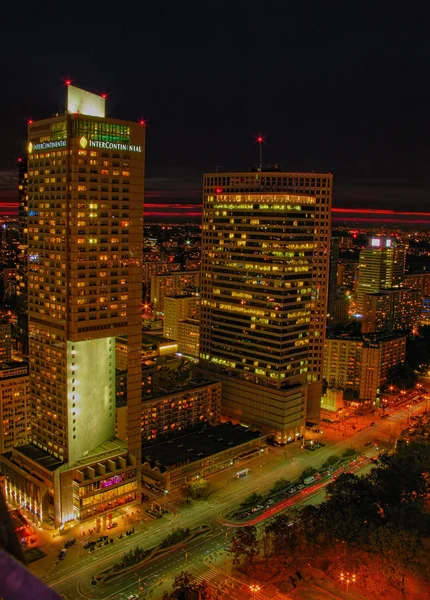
top-left (255, 134), bottom-right (265, 171)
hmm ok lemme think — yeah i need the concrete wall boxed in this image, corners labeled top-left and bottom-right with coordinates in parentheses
top-left (67, 338), bottom-right (115, 465)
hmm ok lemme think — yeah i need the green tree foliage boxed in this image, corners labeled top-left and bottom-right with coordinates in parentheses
top-left (270, 478), bottom-right (290, 494)
top-left (321, 454), bottom-right (338, 470)
top-left (371, 441), bottom-right (430, 507)
top-left (341, 447), bottom-right (356, 457)
top-left (160, 528), bottom-right (191, 548)
top-left (185, 479), bottom-right (210, 500)
top-left (231, 525), bottom-right (259, 564)
top-left (239, 492), bottom-right (263, 509)
top-left (299, 466), bottom-right (317, 480)
top-left (163, 571), bottom-right (217, 599)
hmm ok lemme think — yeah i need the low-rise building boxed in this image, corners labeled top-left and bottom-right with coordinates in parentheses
top-left (141, 421), bottom-right (266, 491)
top-left (116, 378), bottom-right (221, 445)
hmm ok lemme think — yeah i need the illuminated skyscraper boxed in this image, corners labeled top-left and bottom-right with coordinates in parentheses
top-left (200, 171), bottom-right (332, 442)
top-left (356, 239), bottom-right (406, 312)
top-left (0, 86), bottom-right (145, 526)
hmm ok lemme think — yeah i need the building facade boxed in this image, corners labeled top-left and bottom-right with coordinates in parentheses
top-left (0, 85), bottom-right (145, 527)
top-left (323, 334), bottom-right (406, 402)
top-left (177, 318), bottom-right (200, 358)
top-left (200, 171), bottom-right (332, 440)
top-left (163, 295), bottom-right (199, 341)
top-left (362, 289), bottom-right (422, 334)
top-left (356, 242), bottom-right (406, 312)
top-left (0, 362), bottom-right (30, 453)
top-left (150, 271), bottom-right (200, 314)
top-left (0, 322), bottom-right (12, 363)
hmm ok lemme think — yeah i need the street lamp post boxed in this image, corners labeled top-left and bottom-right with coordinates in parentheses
top-left (340, 572), bottom-right (356, 593)
top-left (250, 584), bottom-right (261, 597)
top-left (163, 489), bottom-right (168, 512)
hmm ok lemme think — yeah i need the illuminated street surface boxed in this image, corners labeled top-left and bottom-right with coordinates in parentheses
top-left (30, 397), bottom-right (427, 599)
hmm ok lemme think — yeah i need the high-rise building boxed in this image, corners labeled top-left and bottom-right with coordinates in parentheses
top-left (177, 318), bottom-right (200, 358)
top-left (163, 295), bottom-right (199, 341)
top-left (0, 362), bottom-right (30, 453)
top-left (356, 240), bottom-right (406, 312)
top-left (327, 237), bottom-right (340, 321)
top-left (16, 157), bottom-right (28, 317)
top-left (200, 171), bottom-right (332, 441)
top-left (0, 322), bottom-right (12, 363)
top-left (362, 289), bottom-right (422, 334)
top-left (324, 333), bottom-right (406, 402)
top-left (0, 85), bottom-right (145, 527)
top-left (150, 270), bottom-right (200, 313)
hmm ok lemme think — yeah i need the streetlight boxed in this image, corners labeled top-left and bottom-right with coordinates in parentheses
top-left (250, 584), bottom-right (261, 597)
top-left (340, 572), bottom-right (356, 593)
top-left (163, 489), bottom-right (168, 512)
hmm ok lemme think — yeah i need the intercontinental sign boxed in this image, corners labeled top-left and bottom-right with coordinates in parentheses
top-left (87, 139), bottom-right (142, 152)
top-left (28, 140), bottom-right (67, 153)
top-left (28, 138), bottom-right (142, 154)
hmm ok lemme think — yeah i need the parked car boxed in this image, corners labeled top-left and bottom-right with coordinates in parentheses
top-left (107, 522), bottom-right (118, 530)
top-left (58, 549), bottom-right (67, 560)
top-left (84, 541), bottom-right (96, 549)
top-left (65, 538), bottom-right (76, 548)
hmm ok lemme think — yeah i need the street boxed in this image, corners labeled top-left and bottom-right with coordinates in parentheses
top-left (25, 396), bottom-right (427, 600)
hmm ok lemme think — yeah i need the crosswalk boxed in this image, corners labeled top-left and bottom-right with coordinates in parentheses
top-left (192, 567), bottom-right (220, 586)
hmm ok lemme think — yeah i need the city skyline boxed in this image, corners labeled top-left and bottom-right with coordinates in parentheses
top-left (2, 2), bottom-right (430, 214)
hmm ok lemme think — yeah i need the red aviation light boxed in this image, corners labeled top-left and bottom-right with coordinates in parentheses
top-left (139, 119), bottom-right (146, 126)
top-left (101, 93), bottom-right (108, 99)
top-left (65, 79), bottom-right (72, 86)
top-left (28, 119), bottom-right (33, 124)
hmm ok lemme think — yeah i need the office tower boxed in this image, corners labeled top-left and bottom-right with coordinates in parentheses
top-left (362, 289), bottom-right (422, 334)
top-left (0, 85), bottom-right (145, 526)
top-left (0, 322), bottom-right (12, 363)
top-left (356, 239), bottom-right (406, 312)
top-left (327, 237), bottom-right (340, 320)
top-left (0, 362), bottom-right (30, 453)
top-left (163, 295), bottom-right (199, 341)
top-left (200, 171), bottom-right (332, 441)
top-left (150, 270), bottom-right (200, 313)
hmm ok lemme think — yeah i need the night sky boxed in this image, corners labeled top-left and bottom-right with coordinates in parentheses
top-left (1, 1), bottom-right (430, 217)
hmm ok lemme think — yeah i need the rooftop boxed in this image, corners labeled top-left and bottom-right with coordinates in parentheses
top-left (12, 445), bottom-right (64, 472)
top-left (142, 421), bottom-right (265, 469)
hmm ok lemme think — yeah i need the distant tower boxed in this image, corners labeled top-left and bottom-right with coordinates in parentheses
top-left (356, 238), bottom-right (406, 313)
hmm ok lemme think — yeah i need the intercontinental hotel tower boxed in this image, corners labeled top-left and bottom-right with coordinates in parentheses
top-left (1, 86), bottom-right (145, 528)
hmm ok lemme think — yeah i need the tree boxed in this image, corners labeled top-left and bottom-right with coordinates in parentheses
top-left (231, 525), bottom-right (259, 564)
top-left (185, 479), bottom-right (210, 500)
top-left (264, 513), bottom-right (297, 557)
top-left (165, 571), bottom-right (218, 599)
top-left (270, 478), bottom-right (290, 494)
top-left (371, 441), bottom-right (430, 507)
top-left (240, 492), bottom-right (263, 509)
top-left (322, 454), bottom-right (338, 470)
top-left (369, 526), bottom-right (421, 591)
top-left (299, 466), bottom-right (317, 480)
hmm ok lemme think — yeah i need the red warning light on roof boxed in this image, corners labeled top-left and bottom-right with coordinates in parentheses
top-left (18, 157), bottom-right (22, 163)
top-left (65, 79), bottom-right (72, 86)
top-left (28, 119), bottom-right (33, 125)
top-left (215, 187), bottom-right (223, 193)
top-left (139, 119), bottom-right (146, 125)
top-left (257, 137), bottom-right (263, 143)
top-left (101, 93), bottom-right (108, 99)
